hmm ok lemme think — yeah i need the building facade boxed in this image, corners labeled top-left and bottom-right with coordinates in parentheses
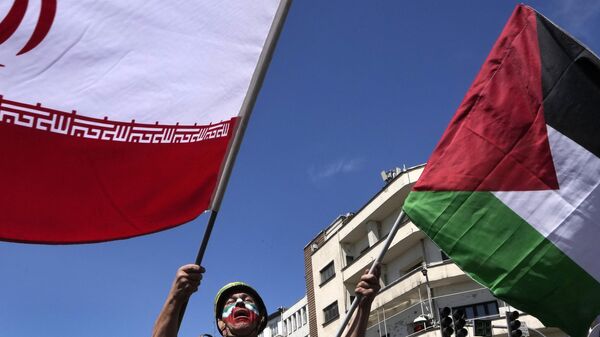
top-left (259, 296), bottom-right (310, 337)
top-left (260, 307), bottom-right (285, 337)
top-left (304, 165), bottom-right (566, 337)
top-left (282, 296), bottom-right (309, 337)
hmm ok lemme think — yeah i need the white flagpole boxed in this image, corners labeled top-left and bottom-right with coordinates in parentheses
top-left (333, 210), bottom-right (410, 337)
top-left (178, 0), bottom-right (293, 329)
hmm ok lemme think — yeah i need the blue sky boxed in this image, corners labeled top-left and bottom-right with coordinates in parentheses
top-left (2, 1), bottom-right (600, 336)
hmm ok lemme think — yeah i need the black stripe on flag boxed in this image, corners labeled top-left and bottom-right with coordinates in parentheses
top-left (537, 14), bottom-right (600, 159)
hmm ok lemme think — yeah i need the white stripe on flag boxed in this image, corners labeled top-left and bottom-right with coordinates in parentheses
top-left (494, 125), bottom-right (600, 283)
top-left (1, 1), bottom-right (281, 125)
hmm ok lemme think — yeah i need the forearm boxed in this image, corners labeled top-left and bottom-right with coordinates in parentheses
top-left (152, 296), bottom-right (186, 337)
top-left (153, 264), bottom-right (203, 337)
top-left (346, 265), bottom-right (380, 337)
top-left (344, 300), bottom-right (373, 337)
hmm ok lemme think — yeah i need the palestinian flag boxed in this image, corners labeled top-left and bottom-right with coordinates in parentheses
top-left (0, 1), bottom-right (286, 243)
top-left (403, 5), bottom-right (600, 337)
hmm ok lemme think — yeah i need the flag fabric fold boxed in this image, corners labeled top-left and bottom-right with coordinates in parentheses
top-left (0, 1), bottom-right (283, 243)
top-left (403, 5), bottom-right (600, 337)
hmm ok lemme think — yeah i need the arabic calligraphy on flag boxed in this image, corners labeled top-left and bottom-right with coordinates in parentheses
top-left (0, 0), bottom-right (283, 243)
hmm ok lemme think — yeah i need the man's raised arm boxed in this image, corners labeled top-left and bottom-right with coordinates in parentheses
top-left (152, 264), bottom-right (205, 337)
top-left (344, 264), bottom-right (381, 337)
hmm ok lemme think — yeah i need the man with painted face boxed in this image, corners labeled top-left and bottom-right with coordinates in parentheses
top-left (152, 264), bottom-right (381, 337)
top-left (213, 281), bottom-right (268, 337)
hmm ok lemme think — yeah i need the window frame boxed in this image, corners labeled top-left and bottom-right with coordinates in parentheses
top-left (449, 300), bottom-right (499, 320)
top-left (319, 261), bottom-right (336, 286)
top-left (322, 301), bottom-right (340, 325)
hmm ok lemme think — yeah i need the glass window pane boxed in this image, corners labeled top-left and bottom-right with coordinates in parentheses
top-left (475, 304), bottom-right (485, 317)
top-left (486, 302), bottom-right (499, 315)
top-left (465, 307), bottom-right (475, 319)
top-left (323, 302), bottom-right (339, 323)
top-left (320, 262), bottom-right (335, 284)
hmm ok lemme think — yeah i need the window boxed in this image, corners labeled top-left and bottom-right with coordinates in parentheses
top-left (301, 307), bottom-right (307, 325)
top-left (452, 301), bottom-right (499, 319)
top-left (441, 250), bottom-right (451, 261)
top-left (323, 301), bottom-right (339, 324)
top-left (404, 260), bottom-right (423, 274)
top-left (320, 262), bottom-right (335, 284)
top-left (346, 255), bottom-right (354, 265)
top-left (270, 324), bottom-right (279, 336)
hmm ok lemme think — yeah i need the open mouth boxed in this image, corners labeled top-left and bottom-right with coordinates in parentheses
top-left (233, 308), bottom-right (250, 319)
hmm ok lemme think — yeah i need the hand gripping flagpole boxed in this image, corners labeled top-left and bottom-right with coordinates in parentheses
top-left (332, 210), bottom-right (410, 337)
top-left (177, 0), bottom-right (293, 330)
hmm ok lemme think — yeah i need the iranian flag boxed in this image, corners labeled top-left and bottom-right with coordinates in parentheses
top-left (403, 5), bottom-right (600, 337)
top-left (0, 1), bottom-right (287, 243)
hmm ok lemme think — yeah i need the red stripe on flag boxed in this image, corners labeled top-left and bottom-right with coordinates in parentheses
top-left (0, 118), bottom-right (236, 244)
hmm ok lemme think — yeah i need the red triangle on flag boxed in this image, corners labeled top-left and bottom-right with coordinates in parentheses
top-left (414, 5), bottom-right (558, 192)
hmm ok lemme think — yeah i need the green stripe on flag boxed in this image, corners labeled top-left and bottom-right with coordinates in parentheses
top-left (404, 191), bottom-right (600, 337)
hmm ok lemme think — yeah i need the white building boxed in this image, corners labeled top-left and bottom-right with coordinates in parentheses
top-left (282, 296), bottom-right (309, 337)
top-left (303, 165), bottom-right (566, 337)
top-left (260, 307), bottom-right (285, 337)
top-left (259, 296), bottom-right (310, 337)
